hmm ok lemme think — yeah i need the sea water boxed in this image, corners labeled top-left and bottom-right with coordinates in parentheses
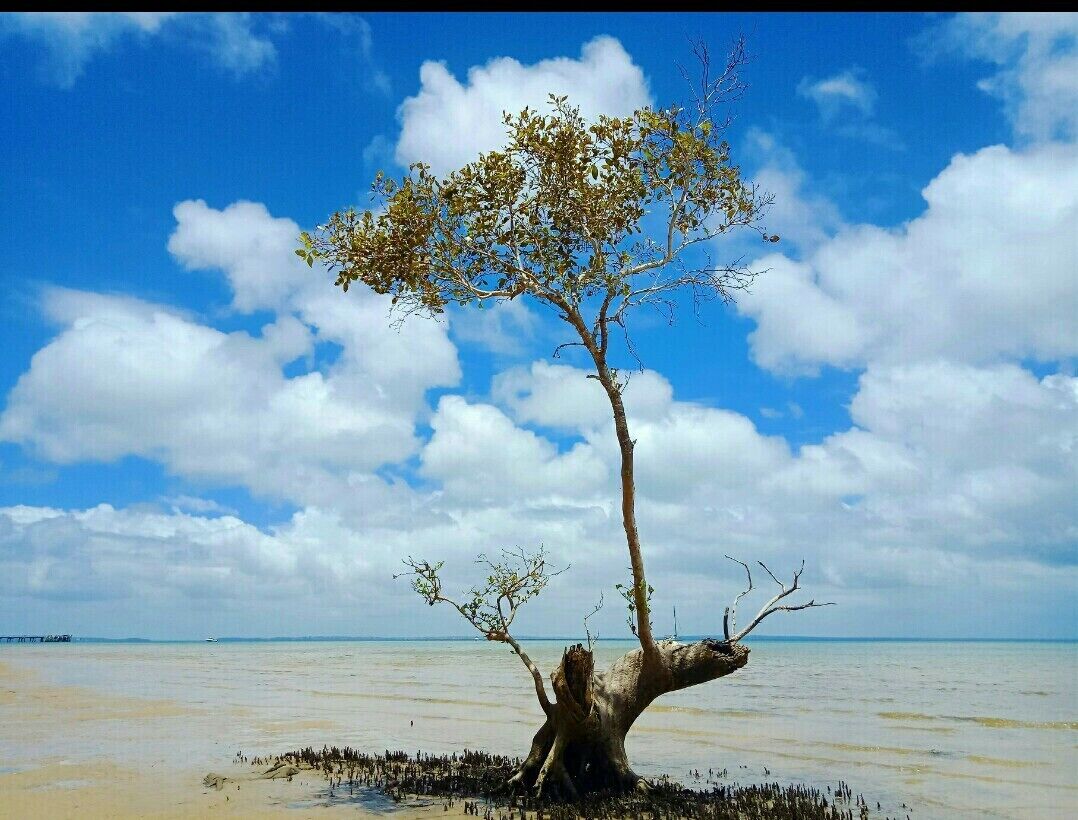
top-left (1, 638), bottom-right (1074, 818)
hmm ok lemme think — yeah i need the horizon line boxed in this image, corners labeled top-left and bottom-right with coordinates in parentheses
top-left (45, 634), bottom-right (1078, 644)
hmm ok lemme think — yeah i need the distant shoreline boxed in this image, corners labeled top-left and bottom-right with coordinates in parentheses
top-left (30, 635), bottom-right (1078, 645)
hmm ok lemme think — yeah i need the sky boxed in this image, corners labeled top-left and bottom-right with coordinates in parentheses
top-left (0, 12), bottom-right (1075, 640)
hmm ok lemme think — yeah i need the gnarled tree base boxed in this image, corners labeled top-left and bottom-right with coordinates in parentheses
top-left (508, 639), bottom-right (749, 798)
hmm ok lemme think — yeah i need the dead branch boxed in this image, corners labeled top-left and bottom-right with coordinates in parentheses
top-left (583, 592), bottom-right (604, 652)
top-left (723, 555), bottom-right (753, 640)
top-left (723, 557), bottom-right (834, 643)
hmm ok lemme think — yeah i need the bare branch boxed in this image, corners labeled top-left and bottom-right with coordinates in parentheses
top-left (723, 557), bottom-right (835, 643)
top-left (757, 560), bottom-right (785, 589)
top-left (552, 340), bottom-right (587, 359)
top-left (583, 592), bottom-right (604, 652)
top-left (723, 555), bottom-right (753, 640)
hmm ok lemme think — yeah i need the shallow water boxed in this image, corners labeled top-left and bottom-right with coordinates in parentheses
top-left (1, 639), bottom-right (1075, 818)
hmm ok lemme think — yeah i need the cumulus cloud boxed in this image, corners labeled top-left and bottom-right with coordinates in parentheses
top-left (449, 299), bottom-right (541, 357)
top-left (0, 198), bottom-right (461, 508)
top-left (738, 142), bottom-right (1078, 373)
top-left (395, 36), bottom-right (651, 175)
top-left (0, 293), bottom-right (416, 491)
top-left (418, 356), bottom-right (1077, 637)
top-left (492, 361), bottom-right (673, 431)
top-left (421, 396), bottom-right (608, 505)
top-left (0, 12), bottom-right (276, 87)
top-left (169, 199), bottom-right (309, 313)
top-left (3, 344), bottom-right (1074, 634)
top-left (0, 503), bottom-right (296, 602)
top-left (930, 12), bottom-right (1078, 142)
top-left (779, 362), bottom-right (1077, 563)
top-left (168, 198), bottom-right (460, 410)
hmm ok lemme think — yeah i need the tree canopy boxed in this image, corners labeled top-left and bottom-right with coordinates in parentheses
top-left (301, 47), bottom-right (776, 326)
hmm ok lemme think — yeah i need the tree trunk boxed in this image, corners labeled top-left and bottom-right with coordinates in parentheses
top-left (509, 640), bottom-right (750, 797)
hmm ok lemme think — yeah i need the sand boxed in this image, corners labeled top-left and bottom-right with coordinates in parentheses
top-left (1, 758), bottom-right (479, 819)
top-left (0, 660), bottom-right (470, 818)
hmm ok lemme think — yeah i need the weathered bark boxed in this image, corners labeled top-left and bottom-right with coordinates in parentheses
top-left (509, 639), bottom-right (750, 797)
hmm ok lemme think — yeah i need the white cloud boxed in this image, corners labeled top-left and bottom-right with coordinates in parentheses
top-left (797, 68), bottom-right (877, 119)
top-left (0, 293), bottom-right (420, 492)
top-left (934, 12), bottom-right (1078, 142)
top-left (395, 36), bottom-right (651, 175)
top-left (0, 12), bottom-right (275, 87)
top-left (743, 129), bottom-right (846, 254)
top-left (168, 198), bottom-right (460, 410)
top-left (779, 362), bottom-right (1078, 560)
top-left (2, 346), bottom-right (1074, 635)
top-left (492, 361), bottom-right (673, 431)
top-left (758, 402), bottom-right (802, 421)
top-left (493, 356), bottom-right (1074, 560)
top-left (0, 502), bottom-right (378, 607)
top-left (169, 199), bottom-right (310, 313)
top-left (795, 68), bottom-right (902, 149)
top-left (362, 134), bottom-right (394, 169)
top-left (0, 198), bottom-right (461, 508)
top-left (199, 13), bottom-right (275, 75)
top-left (450, 299), bottom-right (540, 357)
top-left (314, 13), bottom-right (390, 95)
top-left (738, 142), bottom-right (1078, 373)
top-left (411, 355), bottom-right (1077, 639)
top-left (421, 395), bottom-right (608, 505)
top-left (163, 495), bottom-right (237, 516)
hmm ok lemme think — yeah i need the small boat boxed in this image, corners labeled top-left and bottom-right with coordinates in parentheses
top-left (661, 607), bottom-right (679, 641)
top-left (205, 637), bottom-right (218, 642)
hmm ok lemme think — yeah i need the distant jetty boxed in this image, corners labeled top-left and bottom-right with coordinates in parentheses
top-left (0, 634), bottom-right (72, 643)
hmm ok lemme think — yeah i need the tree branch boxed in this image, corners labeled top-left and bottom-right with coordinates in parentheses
top-left (583, 592), bottom-right (604, 652)
top-left (396, 547), bottom-right (565, 716)
top-left (724, 558), bottom-right (835, 643)
top-left (723, 555), bottom-right (753, 641)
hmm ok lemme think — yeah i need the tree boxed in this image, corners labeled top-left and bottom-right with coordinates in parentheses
top-left (303, 40), bottom-right (832, 798)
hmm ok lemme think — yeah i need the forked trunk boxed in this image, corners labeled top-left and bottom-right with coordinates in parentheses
top-left (509, 640), bottom-right (750, 797)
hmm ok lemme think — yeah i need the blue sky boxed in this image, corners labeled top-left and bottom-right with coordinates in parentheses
top-left (0, 12), bottom-right (1074, 639)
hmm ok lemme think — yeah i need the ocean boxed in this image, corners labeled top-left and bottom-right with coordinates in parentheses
top-left (1, 638), bottom-right (1074, 818)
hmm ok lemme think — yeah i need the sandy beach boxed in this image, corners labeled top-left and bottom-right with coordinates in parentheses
top-left (0, 659), bottom-right (480, 819)
top-left (1, 660), bottom-right (274, 818)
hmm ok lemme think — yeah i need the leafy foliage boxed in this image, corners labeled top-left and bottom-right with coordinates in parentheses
top-left (397, 547), bottom-right (565, 643)
top-left (304, 76), bottom-right (774, 322)
top-left (614, 579), bottom-right (655, 638)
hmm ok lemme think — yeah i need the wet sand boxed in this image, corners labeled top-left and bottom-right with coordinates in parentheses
top-left (0, 661), bottom-right (471, 818)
